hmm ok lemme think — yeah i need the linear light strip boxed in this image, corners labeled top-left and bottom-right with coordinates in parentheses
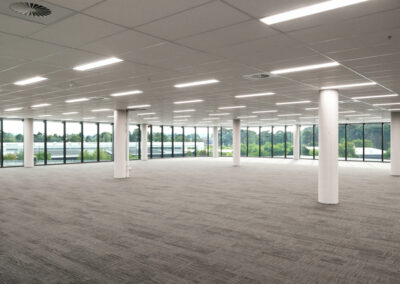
top-left (321, 82), bottom-right (376, 90)
top-left (14, 76), bottom-right (47, 86)
top-left (276, 100), bottom-right (311, 105)
top-left (235, 92), bottom-right (275, 98)
top-left (351, 94), bottom-right (398, 100)
top-left (174, 99), bottom-right (204, 104)
top-left (174, 79), bottom-right (219, 88)
top-left (74, 57), bottom-right (123, 71)
top-left (271, 62), bottom-right (339, 75)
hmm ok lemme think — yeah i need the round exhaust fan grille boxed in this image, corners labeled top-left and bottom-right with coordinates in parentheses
top-left (10, 2), bottom-right (52, 17)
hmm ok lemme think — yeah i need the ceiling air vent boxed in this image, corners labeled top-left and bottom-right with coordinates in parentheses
top-left (243, 73), bottom-right (271, 81)
top-left (10, 2), bottom-right (51, 17)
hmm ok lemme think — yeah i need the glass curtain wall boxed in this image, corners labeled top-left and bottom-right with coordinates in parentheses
top-left (147, 126), bottom-right (152, 159)
top-left (364, 123), bottom-right (383, 162)
top-left (83, 123), bottom-right (98, 162)
top-left (273, 126), bottom-right (285, 158)
top-left (129, 125), bottom-right (140, 160)
top-left (248, 127), bottom-right (259, 157)
top-left (184, 127), bottom-right (195, 157)
top-left (3, 120), bottom-right (24, 167)
top-left (33, 120), bottom-right (45, 165)
top-left (65, 122), bottom-right (82, 164)
top-left (300, 125), bottom-right (313, 159)
top-left (46, 121), bottom-right (64, 164)
top-left (221, 127), bottom-right (232, 157)
top-left (240, 127), bottom-right (247, 156)
top-left (174, 126), bottom-right (183, 157)
top-left (151, 126), bottom-right (162, 158)
top-left (339, 124), bottom-right (346, 160)
top-left (383, 123), bottom-right (391, 162)
top-left (260, 126), bottom-right (272, 157)
top-left (163, 126), bottom-right (173, 158)
top-left (99, 123), bottom-right (113, 161)
top-left (286, 126), bottom-right (294, 158)
top-left (196, 127), bottom-right (208, 156)
top-left (347, 124), bottom-right (363, 161)
top-left (209, 127), bottom-right (216, 157)
top-left (313, 126), bottom-right (319, 159)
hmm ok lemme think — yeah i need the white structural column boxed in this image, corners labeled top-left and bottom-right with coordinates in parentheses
top-left (233, 119), bottom-right (240, 166)
top-left (24, 118), bottom-right (34, 168)
top-left (213, 126), bottom-right (218, 158)
top-left (114, 110), bottom-right (129, 179)
top-left (318, 89), bottom-right (339, 204)
top-left (141, 124), bottom-right (148, 161)
top-left (391, 112), bottom-right (400, 176)
top-left (293, 124), bottom-right (300, 160)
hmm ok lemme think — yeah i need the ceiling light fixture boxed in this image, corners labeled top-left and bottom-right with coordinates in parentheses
top-left (173, 109), bottom-right (195, 113)
top-left (174, 115), bottom-right (191, 118)
top-left (260, 118), bottom-right (279, 121)
top-left (218, 106), bottom-right (246, 110)
top-left (388, 109), bottom-right (400, 111)
top-left (321, 82), bottom-right (376, 90)
top-left (137, 112), bottom-right (156, 116)
top-left (73, 57), bottom-right (123, 71)
top-left (276, 100), bottom-right (311, 105)
top-left (110, 90), bottom-right (143, 97)
top-left (277, 114), bottom-right (302, 117)
top-left (14, 76), bottom-right (47, 86)
top-left (260, 0), bottom-right (369, 25)
top-left (271, 62), bottom-right (339, 75)
top-left (373, 102), bottom-right (400, 106)
top-left (127, 105), bottom-right (151, 109)
top-left (237, 115), bottom-right (257, 119)
top-left (344, 114), bottom-right (371, 117)
top-left (38, 114), bottom-right (52, 117)
top-left (91, 108), bottom-right (112, 112)
top-left (5, 107), bottom-right (23, 112)
top-left (83, 117), bottom-right (95, 119)
top-left (209, 113), bottom-right (230, 116)
top-left (235, 92), bottom-right (275, 98)
top-left (143, 117), bottom-right (159, 120)
top-left (305, 107), bottom-right (319, 110)
top-left (174, 99), bottom-right (204, 104)
top-left (252, 110), bottom-right (278, 114)
top-left (174, 79), bottom-right (219, 88)
top-left (31, 103), bottom-right (51, 108)
top-left (351, 94), bottom-right (398, 100)
top-left (65, 98), bottom-right (90, 103)
top-left (339, 110), bottom-right (356, 114)
top-left (62, 112), bottom-right (78, 115)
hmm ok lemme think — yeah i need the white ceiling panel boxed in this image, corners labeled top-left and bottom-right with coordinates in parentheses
top-left (43, 0), bottom-right (104, 11)
top-left (29, 14), bottom-right (124, 48)
top-left (136, 1), bottom-right (250, 41)
top-left (0, 14), bottom-right (45, 36)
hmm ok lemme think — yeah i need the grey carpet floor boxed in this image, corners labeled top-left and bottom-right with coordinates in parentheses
top-left (0, 158), bottom-right (399, 284)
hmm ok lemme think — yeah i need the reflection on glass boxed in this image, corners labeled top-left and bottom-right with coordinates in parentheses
top-left (364, 123), bottom-right (383, 162)
top-left (163, 126), bottom-right (173, 158)
top-left (260, 126), bottom-right (272, 157)
top-left (100, 123), bottom-right (113, 161)
top-left (3, 120), bottom-right (24, 167)
top-left (184, 127), bottom-right (195, 157)
top-left (313, 126), bottom-right (319, 159)
top-left (174, 126), bottom-right (183, 157)
top-left (129, 125), bottom-right (140, 160)
top-left (209, 127), bottom-right (216, 157)
top-left (273, 126), bottom-right (285, 158)
top-left (221, 128), bottom-right (232, 157)
top-left (152, 126), bottom-right (162, 158)
top-left (83, 123), bottom-right (97, 162)
top-left (300, 125), bottom-right (313, 159)
top-left (248, 127), bottom-right (259, 157)
top-left (47, 121), bottom-right (64, 164)
top-left (347, 124), bottom-right (363, 161)
top-left (33, 120), bottom-right (45, 165)
top-left (147, 126), bottom-right (151, 158)
top-left (66, 122), bottom-right (81, 164)
top-left (240, 128), bottom-right (247, 157)
top-left (196, 127), bottom-right (208, 157)
top-left (383, 123), bottom-right (390, 162)
top-left (286, 126), bottom-right (294, 158)
top-left (339, 124), bottom-right (346, 160)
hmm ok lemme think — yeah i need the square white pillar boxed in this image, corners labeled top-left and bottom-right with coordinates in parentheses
top-left (114, 110), bottom-right (129, 179)
top-left (233, 119), bottom-right (240, 166)
top-left (141, 124), bottom-right (148, 161)
top-left (391, 112), bottom-right (400, 176)
top-left (24, 118), bottom-right (34, 168)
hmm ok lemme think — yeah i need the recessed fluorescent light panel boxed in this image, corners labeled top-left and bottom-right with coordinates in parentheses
top-left (174, 115), bottom-right (191, 118)
top-left (137, 112), bottom-right (156, 116)
top-left (91, 108), bottom-right (112, 112)
top-left (321, 82), bottom-right (376, 90)
top-left (373, 102), bottom-right (400, 106)
top-left (252, 110), bottom-right (277, 114)
top-left (235, 92), bottom-right (275, 98)
top-left (5, 107), bottom-right (23, 112)
top-left (237, 116), bottom-right (257, 119)
top-left (260, 0), bottom-right (369, 25)
top-left (14, 76), bottom-right (47, 86)
top-left (339, 110), bottom-right (356, 114)
top-left (173, 109), bottom-right (195, 113)
top-left (38, 115), bottom-right (52, 117)
top-left (83, 117), bottom-right (95, 119)
top-left (276, 100), bottom-right (311, 105)
top-left (31, 103), bottom-right (51, 108)
top-left (174, 99), bottom-right (204, 104)
top-left (66, 98), bottom-right (90, 103)
top-left (345, 114), bottom-right (371, 117)
top-left (218, 106), bottom-right (246, 110)
top-left (110, 90), bottom-right (143, 97)
top-left (73, 57), bottom-right (123, 71)
top-left (128, 105), bottom-right (151, 109)
top-left (351, 94), bottom-right (398, 100)
top-left (62, 112), bottom-right (78, 115)
top-left (277, 114), bottom-right (302, 117)
top-left (209, 113), bottom-right (230, 116)
top-left (271, 62), bottom-right (339, 75)
top-left (174, 79), bottom-right (219, 88)
top-left (305, 107), bottom-right (319, 111)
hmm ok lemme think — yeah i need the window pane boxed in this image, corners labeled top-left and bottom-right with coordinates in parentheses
top-left (384, 123), bottom-right (390, 162)
top-left (147, 126), bottom-right (151, 158)
top-left (83, 123), bottom-right (97, 162)
top-left (248, 127), bottom-right (259, 157)
top-left (129, 125), bottom-right (140, 160)
top-left (286, 126), bottom-right (294, 158)
top-left (163, 126), bottom-right (173, 158)
top-left (300, 125), bottom-right (313, 159)
top-left (33, 121), bottom-right (45, 165)
top-left (221, 128), bottom-right (232, 157)
top-left (152, 126), bottom-right (162, 158)
top-left (99, 123), bottom-right (113, 161)
top-left (347, 124), bottom-right (363, 161)
top-left (273, 126), bottom-right (285, 158)
top-left (240, 128), bottom-right (247, 157)
top-left (364, 123), bottom-right (382, 161)
top-left (184, 127), bottom-right (195, 157)
top-left (314, 126), bottom-right (319, 159)
top-left (339, 124), bottom-right (346, 160)
top-left (3, 120), bottom-right (24, 167)
top-left (196, 127), bottom-right (208, 157)
top-left (46, 121), bottom-right (64, 164)
top-left (66, 122), bottom-right (81, 164)
top-left (218, 127), bottom-right (222, 157)
top-left (260, 126), bottom-right (272, 157)
top-left (174, 126), bottom-right (183, 157)
top-left (209, 127), bottom-right (216, 157)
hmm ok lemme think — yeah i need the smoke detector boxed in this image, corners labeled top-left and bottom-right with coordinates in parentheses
top-left (243, 73), bottom-right (271, 81)
top-left (10, 2), bottom-right (51, 17)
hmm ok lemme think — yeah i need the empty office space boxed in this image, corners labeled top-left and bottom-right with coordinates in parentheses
top-left (1, 0), bottom-right (400, 283)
